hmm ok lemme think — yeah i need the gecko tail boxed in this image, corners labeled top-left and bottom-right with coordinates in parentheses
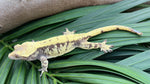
top-left (86, 25), bottom-right (142, 37)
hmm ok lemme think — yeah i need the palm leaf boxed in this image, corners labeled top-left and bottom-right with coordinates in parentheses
top-left (1, 0), bottom-right (150, 83)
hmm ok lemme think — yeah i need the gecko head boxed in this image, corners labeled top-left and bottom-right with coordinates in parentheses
top-left (8, 42), bottom-right (37, 60)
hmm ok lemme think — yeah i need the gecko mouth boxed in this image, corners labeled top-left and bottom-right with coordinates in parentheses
top-left (8, 53), bottom-right (27, 60)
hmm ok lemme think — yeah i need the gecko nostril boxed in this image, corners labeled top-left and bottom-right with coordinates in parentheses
top-left (8, 53), bottom-right (13, 58)
top-left (8, 55), bottom-right (14, 59)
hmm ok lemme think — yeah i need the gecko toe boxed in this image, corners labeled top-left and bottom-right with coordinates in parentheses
top-left (40, 71), bottom-right (44, 77)
top-left (38, 68), bottom-right (43, 71)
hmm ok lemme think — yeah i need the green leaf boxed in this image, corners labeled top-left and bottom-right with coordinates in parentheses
top-left (49, 60), bottom-right (150, 84)
top-left (58, 0), bottom-right (150, 31)
top-left (10, 61), bottom-right (26, 84)
top-left (41, 73), bottom-right (49, 84)
top-left (26, 66), bottom-right (37, 84)
top-left (52, 73), bottom-right (136, 84)
top-left (120, 45), bottom-right (149, 51)
top-left (117, 50), bottom-right (150, 70)
top-left (0, 53), bottom-right (13, 84)
top-left (0, 47), bottom-right (8, 60)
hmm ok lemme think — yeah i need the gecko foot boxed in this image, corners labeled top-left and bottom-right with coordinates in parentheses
top-left (39, 68), bottom-right (48, 77)
top-left (63, 28), bottom-right (75, 35)
top-left (100, 40), bottom-right (113, 53)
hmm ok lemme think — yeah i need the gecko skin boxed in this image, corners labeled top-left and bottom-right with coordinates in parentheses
top-left (8, 25), bottom-right (142, 76)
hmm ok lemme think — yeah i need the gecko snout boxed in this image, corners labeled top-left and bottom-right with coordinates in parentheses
top-left (8, 53), bottom-right (18, 59)
top-left (8, 52), bottom-right (28, 60)
top-left (8, 53), bottom-right (23, 60)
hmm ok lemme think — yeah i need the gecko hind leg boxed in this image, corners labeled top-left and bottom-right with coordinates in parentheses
top-left (63, 28), bottom-right (75, 35)
top-left (78, 40), bottom-right (113, 53)
top-left (39, 56), bottom-right (48, 77)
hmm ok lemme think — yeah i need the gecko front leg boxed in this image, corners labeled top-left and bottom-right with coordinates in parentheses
top-left (39, 56), bottom-right (48, 77)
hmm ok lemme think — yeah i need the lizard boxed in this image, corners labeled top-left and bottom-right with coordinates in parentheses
top-left (8, 25), bottom-right (142, 77)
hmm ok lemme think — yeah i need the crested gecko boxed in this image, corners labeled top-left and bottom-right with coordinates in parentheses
top-left (8, 25), bottom-right (142, 76)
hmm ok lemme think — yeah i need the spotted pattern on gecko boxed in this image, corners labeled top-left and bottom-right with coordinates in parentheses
top-left (8, 25), bottom-right (142, 77)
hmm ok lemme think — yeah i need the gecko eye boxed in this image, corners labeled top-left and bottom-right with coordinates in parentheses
top-left (15, 55), bottom-right (19, 58)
